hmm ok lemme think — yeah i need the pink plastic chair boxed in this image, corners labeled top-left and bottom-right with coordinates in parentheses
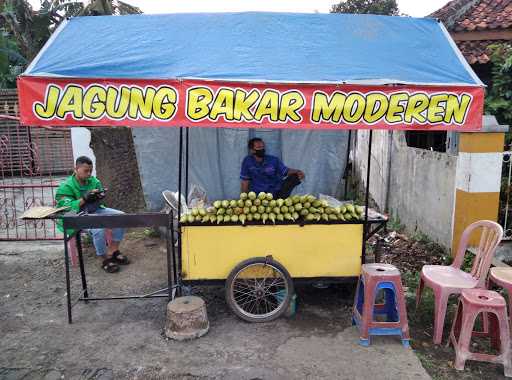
top-left (415, 220), bottom-right (503, 344)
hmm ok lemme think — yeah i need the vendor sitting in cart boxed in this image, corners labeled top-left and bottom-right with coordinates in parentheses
top-left (240, 138), bottom-right (305, 198)
top-left (55, 156), bottom-right (129, 274)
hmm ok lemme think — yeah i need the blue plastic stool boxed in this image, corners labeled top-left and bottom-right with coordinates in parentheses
top-left (352, 264), bottom-right (410, 348)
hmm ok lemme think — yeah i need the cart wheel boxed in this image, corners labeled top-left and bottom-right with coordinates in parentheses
top-left (225, 257), bottom-right (294, 323)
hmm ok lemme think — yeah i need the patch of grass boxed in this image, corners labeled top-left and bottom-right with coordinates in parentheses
top-left (386, 215), bottom-right (404, 232)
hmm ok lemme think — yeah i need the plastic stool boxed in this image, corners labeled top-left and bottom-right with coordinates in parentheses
top-left (449, 289), bottom-right (511, 376)
top-left (352, 263), bottom-right (410, 347)
top-left (489, 267), bottom-right (512, 328)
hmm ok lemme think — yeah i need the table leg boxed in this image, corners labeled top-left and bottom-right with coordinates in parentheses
top-left (64, 233), bottom-right (72, 324)
top-left (76, 232), bottom-right (89, 302)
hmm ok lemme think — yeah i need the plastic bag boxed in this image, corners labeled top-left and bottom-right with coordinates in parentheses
top-left (187, 184), bottom-right (208, 209)
top-left (318, 193), bottom-right (344, 208)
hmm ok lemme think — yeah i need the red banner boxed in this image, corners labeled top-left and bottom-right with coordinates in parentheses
top-left (18, 76), bottom-right (484, 130)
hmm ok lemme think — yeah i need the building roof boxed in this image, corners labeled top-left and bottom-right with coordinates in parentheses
top-left (457, 39), bottom-right (509, 63)
top-left (432, 0), bottom-right (512, 32)
top-left (431, 0), bottom-right (512, 64)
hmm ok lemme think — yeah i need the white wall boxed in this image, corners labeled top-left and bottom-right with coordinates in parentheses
top-left (71, 127), bottom-right (96, 176)
top-left (355, 130), bottom-right (457, 249)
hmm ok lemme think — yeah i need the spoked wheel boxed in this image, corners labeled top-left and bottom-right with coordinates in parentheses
top-left (225, 257), bottom-right (294, 323)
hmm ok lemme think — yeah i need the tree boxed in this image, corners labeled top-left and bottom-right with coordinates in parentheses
top-left (330, 0), bottom-right (399, 16)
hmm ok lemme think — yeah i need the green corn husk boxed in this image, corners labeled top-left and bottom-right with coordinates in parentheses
top-left (266, 193), bottom-right (273, 201)
top-left (223, 215), bottom-right (231, 223)
top-left (206, 206), bottom-right (215, 214)
top-left (321, 214), bottom-right (329, 222)
top-left (234, 207), bottom-right (243, 215)
top-left (258, 192), bottom-right (267, 200)
top-left (300, 209), bottom-right (309, 216)
top-left (306, 195), bottom-right (316, 203)
top-left (217, 208), bottom-right (225, 215)
top-left (213, 200), bottom-right (222, 209)
top-left (314, 213), bottom-right (321, 221)
top-left (318, 207), bottom-right (324, 214)
top-left (312, 200), bottom-right (321, 208)
top-left (329, 214), bottom-right (338, 221)
top-left (237, 199), bottom-right (245, 208)
top-left (239, 214), bottom-right (247, 225)
top-left (221, 200), bottom-right (229, 208)
top-left (229, 200), bottom-right (237, 208)
top-left (269, 213), bottom-right (276, 224)
top-left (337, 213), bottom-right (345, 221)
top-left (194, 215), bottom-right (202, 222)
top-left (201, 215), bottom-right (210, 223)
top-left (262, 213), bottom-right (269, 224)
top-left (243, 207), bottom-right (250, 214)
top-left (292, 212), bottom-right (299, 221)
top-left (186, 214), bottom-right (195, 223)
top-left (305, 213), bottom-right (315, 221)
top-left (300, 195), bottom-right (308, 203)
top-left (344, 213), bottom-right (352, 220)
top-left (303, 202), bottom-right (311, 209)
top-left (273, 207), bottom-right (281, 214)
top-left (281, 205), bottom-right (288, 214)
top-left (292, 195), bottom-right (301, 204)
top-left (340, 205), bottom-right (347, 214)
top-left (276, 214), bottom-right (284, 222)
top-left (288, 205), bottom-right (295, 213)
top-left (276, 199), bottom-right (284, 207)
top-left (253, 213), bottom-right (261, 221)
top-left (240, 192), bottom-right (248, 200)
top-left (191, 208), bottom-right (199, 216)
top-left (209, 215), bottom-right (217, 223)
top-left (262, 199), bottom-right (269, 206)
top-left (325, 207), bottom-right (334, 214)
top-left (180, 214), bottom-right (188, 223)
top-left (250, 206), bottom-right (258, 213)
top-left (253, 199), bottom-right (262, 206)
top-left (245, 199), bottom-right (253, 207)
top-left (230, 214), bottom-right (239, 223)
top-left (248, 191), bottom-right (257, 200)
top-left (356, 205), bottom-right (365, 214)
top-left (294, 203), bottom-right (303, 211)
top-left (284, 212), bottom-right (293, 221)
top-left (269, 200), bottom-right (277, 208)
top-left (284, 198), bottom-right (293, 206)
top-left (346, 204), bottom-right (355, 214)
top-left (226, 208), bottom-right (233, 216)
top-left (258, 206), bottom-right (266, 214)
top-left (247, 214), bottom-right (253, 221)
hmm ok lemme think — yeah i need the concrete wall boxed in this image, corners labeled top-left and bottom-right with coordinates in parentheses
top-left (355, 130), bottom-right (457, 249)
top-left (71, 128), bottom-right (96, 176)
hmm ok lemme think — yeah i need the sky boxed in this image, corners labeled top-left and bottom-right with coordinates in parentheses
top-left (28, 0), bottom-right (450, 18)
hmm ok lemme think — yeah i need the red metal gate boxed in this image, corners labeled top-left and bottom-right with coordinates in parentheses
top-left (0, 89), bottom-right (74, 240)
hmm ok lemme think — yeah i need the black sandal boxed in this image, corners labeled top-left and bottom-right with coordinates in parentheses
top-left (112, 251), bottom-right (130, 265)
top-left (102, 258), bottom-right (120, 273)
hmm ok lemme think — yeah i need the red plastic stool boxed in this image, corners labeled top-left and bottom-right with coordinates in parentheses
top-left (352, 263), bottom-right (410, 347)
top-left (449, 288), bottom-right (512, 376)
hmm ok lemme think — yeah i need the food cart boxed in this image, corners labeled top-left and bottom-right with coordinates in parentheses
top-left (18, 12), bottom-right (484, 323)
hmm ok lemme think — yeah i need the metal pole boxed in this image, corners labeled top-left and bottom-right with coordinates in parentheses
top-left (63, 232), bottom-right (72, 324)
top-left (362, 130), bottom-right (373, 264)
top-left (166, 211), bottom-right (173, 301)
top-left (344, 130), bottom-right (352, 197)
top-left (177, 127), bottom-right (184, 297)
top-left (76, 231), bottom-right (89, 302)
top-left (185, 127), bottom-right (190, 201)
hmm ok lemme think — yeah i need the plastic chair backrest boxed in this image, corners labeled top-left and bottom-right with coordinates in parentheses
top-left (452, 220), bottom-right (503, 287)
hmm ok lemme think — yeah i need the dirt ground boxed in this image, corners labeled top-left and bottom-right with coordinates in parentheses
top-left (1, 231), bottom-right (429, 380)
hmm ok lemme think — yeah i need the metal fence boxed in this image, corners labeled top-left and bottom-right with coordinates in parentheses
top-left (500, 151), bottom-right (512, 240)
top-left (0, 89), bottom-right (74, 240)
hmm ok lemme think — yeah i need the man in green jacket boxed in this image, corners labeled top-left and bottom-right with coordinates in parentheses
top-left (55, 156), bottom-right (129, 273)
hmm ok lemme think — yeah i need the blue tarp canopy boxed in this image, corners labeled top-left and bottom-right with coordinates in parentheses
top-left (25, 12), bottom-right (482, 87)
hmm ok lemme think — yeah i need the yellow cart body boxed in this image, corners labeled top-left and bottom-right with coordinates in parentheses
top-left (181, 223), bottom-right (363, 280)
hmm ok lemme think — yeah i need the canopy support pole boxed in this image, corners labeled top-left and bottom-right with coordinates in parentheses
top-left (185, 127), bottom-right (190, 199)
top-left (176, 126), bottom-right (184, 296)
top-left (362, 130), bottom-right (373, 264)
